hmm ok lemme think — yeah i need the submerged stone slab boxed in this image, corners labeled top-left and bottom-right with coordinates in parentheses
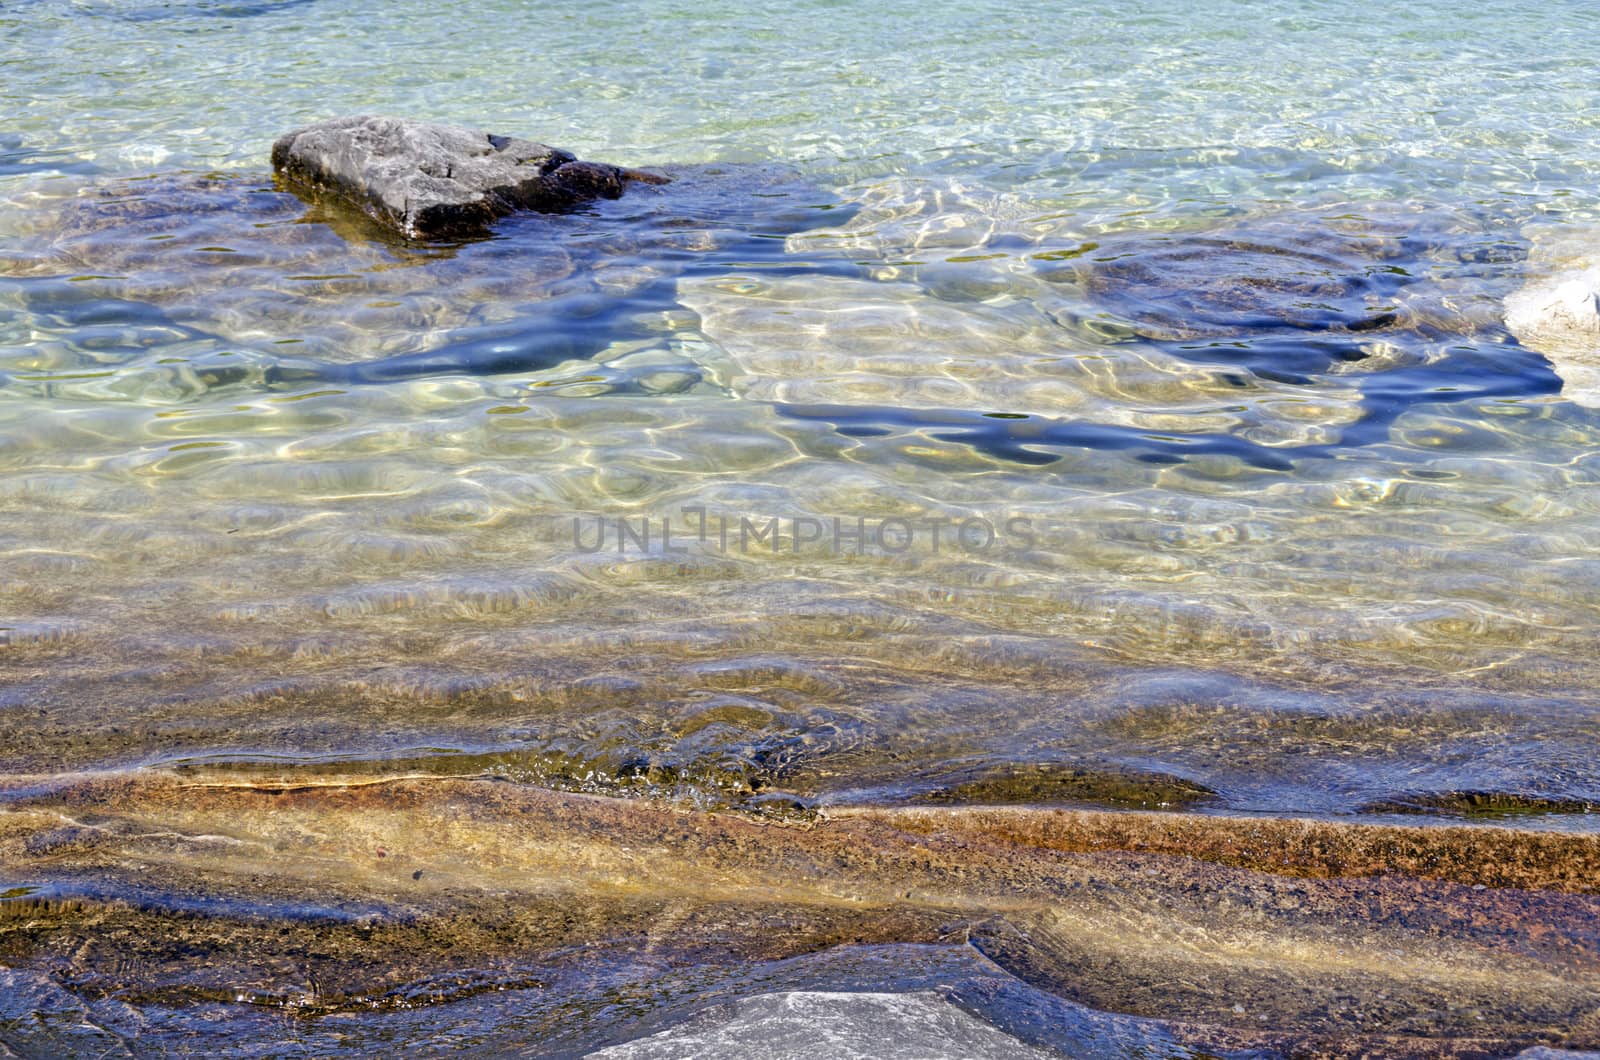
top-left (590, 991), bottom-right (1059, 1060)
top-left (1506, 265), bottom-right (1600, 408)
top-left (270, 115), bottom-right (667, 238)
top-left (4, 773), bottom-right (1600, 1056)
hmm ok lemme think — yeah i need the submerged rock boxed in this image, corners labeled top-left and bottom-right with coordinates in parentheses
top-left (8, 161), bottom-right (835, 390)
top-left (270, 115), bottom-right (668, 238)
top-left (1064, 204), bottom-right (1512, 345)
top-left (591, 991), bottom-right (1058, 1060)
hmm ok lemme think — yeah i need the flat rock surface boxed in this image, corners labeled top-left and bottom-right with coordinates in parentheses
top-left (589, 991), bottom-right (1059, 1060)
top-left (271, 115), bottom-right (664, 238)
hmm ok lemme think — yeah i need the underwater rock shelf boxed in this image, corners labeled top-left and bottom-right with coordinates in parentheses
top-left (1, 769), bottom-right (1598, 1056)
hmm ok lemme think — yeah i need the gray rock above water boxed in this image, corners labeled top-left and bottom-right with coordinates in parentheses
top-left (270, 115), bottom-right (667, 239)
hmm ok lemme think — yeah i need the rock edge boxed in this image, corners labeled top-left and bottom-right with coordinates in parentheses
top-left (271, 114), bottom-right (667, 239)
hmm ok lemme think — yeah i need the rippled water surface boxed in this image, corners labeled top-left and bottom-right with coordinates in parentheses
top-left (5, 0), bottom-right (1600, 1054)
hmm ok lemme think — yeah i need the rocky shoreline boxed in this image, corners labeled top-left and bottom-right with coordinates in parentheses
top-left (4, 768), bottom-right (1598, 1056)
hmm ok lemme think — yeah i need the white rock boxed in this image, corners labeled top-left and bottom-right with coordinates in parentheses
top-left (1504, 239), bottom-right (1600, 408)
top-left (587, 990), bottom-right (1057, 1060)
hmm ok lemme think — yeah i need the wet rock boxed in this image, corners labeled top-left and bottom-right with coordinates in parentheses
top-left (904, 762), bottom-right (1217, 811)
top-left (1361, 789), bottom-right (1600, 820)
top-left (590, 991), bottom-right (1058, 1060)
top-left (13, 162), bottom-right (832, 388)
top-left (0, 968), bottom-right (140, 1057)
top-left (1506, 265), bottom-right (1600, 407)
top-left (270, 115), bottom-right (668, 239)
top-left (1066, 206), bottom-right (1469, 343)
top-left (6, 773), bottom-right (1600, 1056)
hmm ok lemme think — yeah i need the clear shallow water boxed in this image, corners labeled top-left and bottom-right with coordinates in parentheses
top-left (5, 0), bottom-right (1600, 1053)
top-left (2, 0), bottom-right (1599, 817)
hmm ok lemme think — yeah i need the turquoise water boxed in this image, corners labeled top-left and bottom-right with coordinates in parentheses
top-left (5, 0), bottom-right (1600, 203)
